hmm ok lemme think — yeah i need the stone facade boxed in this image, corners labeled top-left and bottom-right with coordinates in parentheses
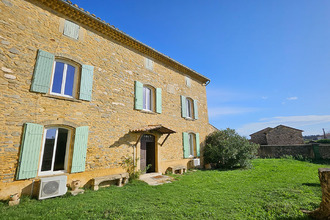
top-left (250, 125), bottom-right (304, 145)
top-left (0, 0), bottom-right (213, 200)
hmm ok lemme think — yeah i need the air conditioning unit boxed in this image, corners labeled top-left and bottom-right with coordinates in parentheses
top-left (39, 175), bottom-right (67, 200)
top-left (192, 158), bottom-right (200, 167)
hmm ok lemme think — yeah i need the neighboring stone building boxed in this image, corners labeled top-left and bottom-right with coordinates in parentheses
top-left (250, 125), bottom-right (304, 145)
top-left (0, 0), bottom-right (214, 199)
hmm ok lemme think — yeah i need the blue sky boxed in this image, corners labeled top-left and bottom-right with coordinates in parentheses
top-left (71, 0), bottom-right (330, 137)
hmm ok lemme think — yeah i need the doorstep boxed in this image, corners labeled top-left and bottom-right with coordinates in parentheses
top-left (139, 173), bottom-right (173, 186)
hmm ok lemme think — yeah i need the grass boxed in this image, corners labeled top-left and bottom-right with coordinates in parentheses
top-left (0, 158), bottom-right (329, 219)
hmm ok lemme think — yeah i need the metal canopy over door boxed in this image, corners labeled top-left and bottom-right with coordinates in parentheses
top-left (140, 134), bottom-right (155, 173)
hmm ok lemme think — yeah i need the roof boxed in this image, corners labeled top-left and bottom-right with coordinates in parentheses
top-left (130, 125), bottom-right (176, 134)
top-left (250, 125), bottom-right (303, 136)
top-left (250, 127), bottom-right (273, 136)
top-left (34, 0), bottom-right (210, 84)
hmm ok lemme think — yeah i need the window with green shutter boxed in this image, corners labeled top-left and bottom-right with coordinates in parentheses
top-left (135, 81), bottom-right (162, 114)
top-left (181, 96), bottom-right (198, 120)
top-left (182, 132), bottom-right (200, 159)
top-left (31, 50), bottom-right (94, 101)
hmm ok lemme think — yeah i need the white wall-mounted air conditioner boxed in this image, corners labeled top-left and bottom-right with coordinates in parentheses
top-left (192, 158), bottom-right (200, 167)
top-left (39, 175), bottom-right (67, 200)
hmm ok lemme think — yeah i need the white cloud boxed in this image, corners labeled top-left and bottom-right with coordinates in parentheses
top-left (286, 96), bottom-right (298, 100)
top-left (237, 115), bottom-right (330, 136)
top-left (208, 107), bottom-right (259, 118)
top-left (261, 96), bottom-right (268, 100)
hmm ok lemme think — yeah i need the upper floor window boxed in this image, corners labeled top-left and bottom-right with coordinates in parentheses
top-left (30, 49), bottom-right (94, 101)
top-left (143, 86), bottom-right (154, 111)
top-left (134, 81), bottom-right (162, 113)
top-left (186, 98), bottom-right (193, 118)
top-left (50, 60), bottom-right (77, 98)
top-left (16, 123), bottom-right (90, 180)
top-left (181, 95), bottom-right (199, 120)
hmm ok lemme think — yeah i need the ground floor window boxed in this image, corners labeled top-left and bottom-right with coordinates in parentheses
top-left (39, 127), bottom-right (70, 175)
top-left (183, 132), bottom-right (200, 159)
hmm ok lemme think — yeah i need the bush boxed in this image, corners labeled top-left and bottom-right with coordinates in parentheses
top-left (316, 139), bottom-right (330, 144)
top-left (203, 129), bottom-right (259, 169)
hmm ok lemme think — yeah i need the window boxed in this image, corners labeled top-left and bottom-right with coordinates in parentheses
top-left (143, 86), bottom-right (153, 111)
top-left (16, 123), bottom-right (90, 180)
top-left (183, 132), bottom-right (200, 159)
top-left (63, 20), bottom-right (80, 40)
top-left (186, 98), bottom-right (193, 118)
top-left (31, 50), bottom-right (94, 101)
top-left (188, 133), bottom-right (195, 157)
top-left (134, 81), bottom-right (162, 113)
top-left (181, 96), bottom-right (198, 120)
top-left (50, 60), bottom-right (77, 98)
top-left (39, 127), bottom-right (70, 175)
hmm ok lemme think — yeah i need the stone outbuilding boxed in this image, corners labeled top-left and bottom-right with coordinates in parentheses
top-left (250, 125), bottom-right (304, 145)
top-left (0, 0), bottom-right (217, 200)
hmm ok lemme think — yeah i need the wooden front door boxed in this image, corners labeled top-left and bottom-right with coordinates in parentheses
top-left (140, 134), bottom-right (155, 173)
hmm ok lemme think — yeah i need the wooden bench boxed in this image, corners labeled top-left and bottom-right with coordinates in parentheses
top-left (91, 172), bottom-right (129, 191)
top-left (167, 165), bottom-right (187, 174)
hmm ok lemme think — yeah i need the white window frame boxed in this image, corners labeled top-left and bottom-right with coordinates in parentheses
top-left (143, 85), bottom-right (154, 112)
top-left (188, 133), bottom-right (195, 157)
top-left (50, 59), bottom-right (78, 98)
top-left (38, 127), bottom-right (71, 176)
top-left (186, 98), bottom-right (193, 119)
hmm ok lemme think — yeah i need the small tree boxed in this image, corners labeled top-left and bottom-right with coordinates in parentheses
top-left (204, 128), bottom-right (259, 169)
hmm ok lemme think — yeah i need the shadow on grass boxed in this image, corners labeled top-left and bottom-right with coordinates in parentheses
top-left (276, 216), bottom-right (313, 220)
top-left (302, 183), bottom-right (320, 187)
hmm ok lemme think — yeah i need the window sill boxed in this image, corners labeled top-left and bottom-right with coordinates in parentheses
top-left (42, 94), bottom-right (82, 103)
top-left (184, 117), bottom-right (196, 121)
top-left (140, 110), bottom-right (158, 115)
top-left (36, 172), bottom-right (69, 179)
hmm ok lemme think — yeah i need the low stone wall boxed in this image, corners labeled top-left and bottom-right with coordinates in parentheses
top-left (258, 144), bottom-right (330, 159)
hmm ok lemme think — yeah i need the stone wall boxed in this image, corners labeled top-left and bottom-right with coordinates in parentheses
top-left (258, 144), bottom-right (330, 159)
top-left (0, 0), bottom-right (211, 199)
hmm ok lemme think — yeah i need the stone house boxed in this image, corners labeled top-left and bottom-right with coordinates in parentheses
top-left (0, 0), bottom-right (216, 199)
top-left (250, 125), bottom-right (304, 145)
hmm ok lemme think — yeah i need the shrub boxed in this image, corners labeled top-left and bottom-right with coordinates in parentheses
top-left (316, 139), bottom-right (330, 144)
top-left (203, 128), bottom-right (259, 169)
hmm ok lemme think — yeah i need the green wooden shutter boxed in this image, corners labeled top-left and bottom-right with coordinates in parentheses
top-left (181, 95), bottom-right (187, 118)
top-left (195, 133), bottom-right (200, 157)
top-left (134, 81), bottom-right (143, 110)
top-left (16, 123), bottom-right (44, 180)
top-left (183, 132), bottom-right (190, 158)
top-left (79, 65), bottom-right (94, 101)
top-left (193, 99), bottom-right (199, 119)
top-left (71, 126), bottom-right (89, 173)
top-left (156, 88), bottom-right (162, 113)
top-left (31, 50), bottom-right (54, 93)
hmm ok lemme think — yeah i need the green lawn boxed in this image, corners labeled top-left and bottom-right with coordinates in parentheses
top-left (1, 159), bottom-right (329, 219)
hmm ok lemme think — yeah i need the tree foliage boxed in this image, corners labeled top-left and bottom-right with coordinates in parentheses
top-left (204, 128), bottom-right (259, 169)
